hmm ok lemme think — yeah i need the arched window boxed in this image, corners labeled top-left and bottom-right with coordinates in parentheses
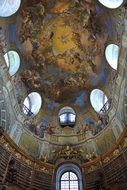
top-left (58, 107), bottom-right (76, 127)
top-left (105, 44), bottom-right (120, 70)
top-left (56, 163), bottom-right (83, 190)
top-left (98, 0), bottom-right (123, 9)
top-left (0, 0), bottom-right (21, 17)
top-left (60, 171), bottom-right (79, 190)
top-left (23, 92), bottom-right (42, 117)
top-left (4, 50), bottom-right (20, 76)
top-left (90, 89), bottom-right (110, 114)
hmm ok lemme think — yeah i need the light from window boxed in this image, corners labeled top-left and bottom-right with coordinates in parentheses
top-left (56, 163), bottom-right (83, 190)
top-left (90, 89), bottom-right (109, 114)
top-left (61, 172), bottom-right (79, 190)
top-left (23, 92), bottom-right (42, 116)
top-left (98, 0), bottom-right (123, 9)
top-left (59, 114), bottom-right (67, 123)
top-left (105, 44), bottom-right (119, 70)
top-left (58, 107), bottom-right (76, 127)
top-left (4, 50), bottom-right (20, 76)
top-left (0, 0), bottom-right (21, 17)
top-left (69, 113), bottom-right (75, 122)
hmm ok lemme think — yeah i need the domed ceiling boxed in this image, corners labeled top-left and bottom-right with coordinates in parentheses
top-left (5, 0), bottom-right (123, 136)
top-left (20, 0), bottom-right (109, 102)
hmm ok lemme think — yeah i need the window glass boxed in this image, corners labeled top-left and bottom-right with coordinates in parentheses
top-left (61, 172), bottom-right (79, 190)
top-left (59, 107), bottom-right (76, 127)
top-left (60, 114), bottom-right (67, 123)
top-left (56, 163), bottom-right (83, 190)
top-left (70, 172), bottom-right (78, 180)
top-left (23, 92), bottom-right (42, 116)
top-left (90, 89), bottom-right (109, 113)
top-left (69, 114), bottom-right (75, 123)
top-left (61, 172), bottom-right (69, 180)
top-left (4, 50), bottom-right (20, 76)
top-left (98, 0), bottom-right (123, 9)
top-left (105, 44), bottom-right (119, 70)
top-left (0, 0), bottom-right (21, 17)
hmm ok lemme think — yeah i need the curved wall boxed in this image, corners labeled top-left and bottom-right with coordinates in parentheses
top-left (0, 41), bottom-right (126, 160)
top-left (0, 130), bottom-right (127, 190)
top-left (0, 3), bottom-right (126, 163)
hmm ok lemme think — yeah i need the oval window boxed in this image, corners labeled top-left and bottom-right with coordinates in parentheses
top-left (58, 107), bottom-right (76, 127)
top-left (90, 89), bottom-right (110, 113)
top-left (4, 50), bottom-right (20, 76)
top-left (98, 0), bottom-right (123, 9)
top-left (23, 92), bottom-right (42, 116)
top-left (105, 44), bottom-right (119, 70)
top-left (0, 0), bottom-right (21, 17)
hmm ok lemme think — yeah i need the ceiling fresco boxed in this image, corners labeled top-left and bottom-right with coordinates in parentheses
top-left (6, 0), bottom-right (120, 137)
top-left (20, 0), bottom-right (110, 102)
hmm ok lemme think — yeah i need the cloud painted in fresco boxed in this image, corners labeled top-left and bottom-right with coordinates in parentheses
top-left (91, 68), bottom-right (109, 86)
top-left (74, 91), bottom-right (87, 109)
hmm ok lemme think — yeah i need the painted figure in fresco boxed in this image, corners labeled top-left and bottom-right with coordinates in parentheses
top-left (11, 0), bottom-right (117, 138)
top-left (0, 27), bottom-right (7, 53)
top-left (81, 0), bottom-right (95, 14)
top-left (46, 124), bottom-right (55, 135)
top-left (20, 70), bottom-right (41, 91)
top-left (86, 11), bottom-right (101, 38)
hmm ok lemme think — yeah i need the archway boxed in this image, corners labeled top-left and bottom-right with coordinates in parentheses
top-left (56, 163), bottom-right (83, 190)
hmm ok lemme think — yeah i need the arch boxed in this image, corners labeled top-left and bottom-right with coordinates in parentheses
top-left (90, 89), bottom-right (109, 114)
top-left (4, 50), bottom-right (20, 76)
top-left (0, 0), bottom-right (21, 17)
top-left (105, 44), bottom-right (120, 70)
top-left (56, 163), bottom-right (83, 190)
top-left (98, 0), bottom-right (123, 9)
top-left (60, 171), bottom-right (79, 190)
top-left (23, 92), bottom-right (42, 116)
top-left (58, 107), bottom-right (76, 127)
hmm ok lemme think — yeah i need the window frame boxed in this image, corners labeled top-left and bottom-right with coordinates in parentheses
top-left (22, 92), bottom-right (42, 117)
top-left (60, 171), bottom-right (79, 190)
top-left (58, 107), bottom-right (76, 127)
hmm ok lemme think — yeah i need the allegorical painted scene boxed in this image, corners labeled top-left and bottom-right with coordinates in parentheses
top-left (4, 0), bottom-right (120, 138)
